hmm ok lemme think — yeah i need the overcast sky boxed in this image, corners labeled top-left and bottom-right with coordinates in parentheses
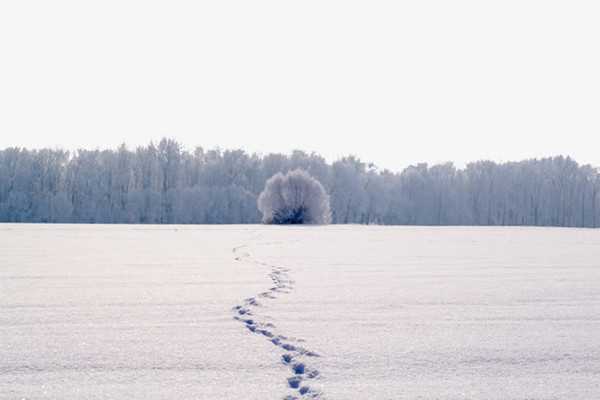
top-left (1, 1), bottom-right (598, 171)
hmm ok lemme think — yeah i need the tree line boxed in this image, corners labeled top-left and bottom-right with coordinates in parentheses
top-left (1, 138), bottom-right (599, 227)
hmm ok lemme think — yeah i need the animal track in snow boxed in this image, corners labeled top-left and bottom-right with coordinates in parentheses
top-left (232, 242), bottom-right (323, 399)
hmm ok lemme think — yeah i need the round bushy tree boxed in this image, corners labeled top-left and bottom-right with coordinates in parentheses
top-left (258, 169), bottom-right (331, 224)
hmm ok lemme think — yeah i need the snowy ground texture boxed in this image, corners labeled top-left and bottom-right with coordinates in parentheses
top-left (1, 225), bottom-right (600, 400)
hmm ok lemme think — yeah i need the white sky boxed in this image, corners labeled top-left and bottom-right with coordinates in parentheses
top-left (1, 1), bottom-right (599, 171)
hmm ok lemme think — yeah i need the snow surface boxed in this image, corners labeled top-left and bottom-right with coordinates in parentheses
top-left (1, 225), bottom-right (600, 399)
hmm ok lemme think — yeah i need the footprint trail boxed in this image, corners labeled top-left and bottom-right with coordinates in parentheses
top-left (232, 242), bottom-right (323, 399)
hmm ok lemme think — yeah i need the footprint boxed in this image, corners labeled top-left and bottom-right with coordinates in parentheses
top-left (298, 386), bottom-right (311, 395)
top-left (287, 376), bottom-right (302, 389)
top-left (292, 363), bottom-right (305, 375)
top-left (306, 369), bottom-right (320, 379)
top-left (257, 329), bottom-right (274, 338)
top-left (245, 297), bottom-right (260, 306)
top-left (282, 354), bottom-right (294, 364)
top-left (282, 343), bottom-right (297, 352)
top-left (238, 309), bottom-right (251, 316)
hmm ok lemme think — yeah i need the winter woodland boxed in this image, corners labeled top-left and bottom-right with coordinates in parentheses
top-left (1, 138), bottom-right (599, 227)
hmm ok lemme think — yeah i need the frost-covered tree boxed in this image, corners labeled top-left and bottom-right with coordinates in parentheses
top-left (258, 169), bottom-right (331, 224)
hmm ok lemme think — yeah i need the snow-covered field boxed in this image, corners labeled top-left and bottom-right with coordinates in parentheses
top-left (2, 225), bottom-right (600, 399)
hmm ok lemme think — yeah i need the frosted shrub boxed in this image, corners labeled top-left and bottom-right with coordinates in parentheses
top-left (258, 169), bottom-right (331, 225)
